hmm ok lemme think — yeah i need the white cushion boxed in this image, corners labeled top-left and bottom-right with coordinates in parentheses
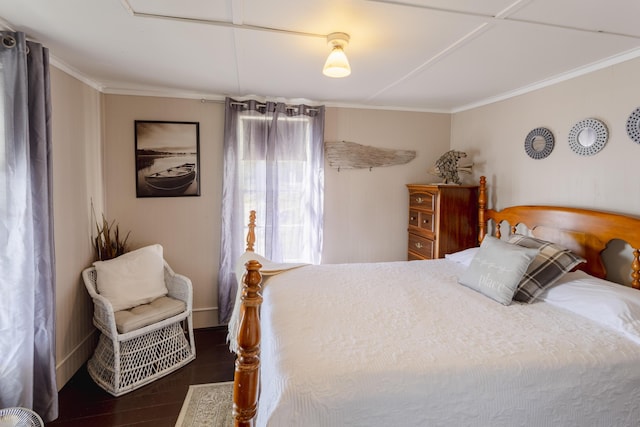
top-left (445, 247), bottom-right (479, 267)
top-left (114, 296), bottom-right (185, 334)
top-left (540, 270), bottom-right (640, 344)
top-left (93, 244), bottom-right (168, 311)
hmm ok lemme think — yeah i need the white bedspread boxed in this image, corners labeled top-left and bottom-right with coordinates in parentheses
top-left (256, 259), bottom-right (640, 426)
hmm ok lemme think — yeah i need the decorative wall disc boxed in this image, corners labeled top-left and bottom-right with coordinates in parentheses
top-left (626, 107), bottom-right (640, 144)
top-left (568, 118), bottom-right (608, 156)
top-left (524, 127), bottom-right (554, 159)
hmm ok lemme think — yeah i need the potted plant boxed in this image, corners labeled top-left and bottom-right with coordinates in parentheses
top-left (93, 212), bottom-right (131, 261)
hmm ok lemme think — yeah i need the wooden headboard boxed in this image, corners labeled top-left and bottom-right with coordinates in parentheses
top-left (477, 176), bottom-right (640, 289)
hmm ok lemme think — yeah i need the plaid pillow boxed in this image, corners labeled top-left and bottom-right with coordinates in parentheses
top-left (508, 234), bottom-right (586, 303)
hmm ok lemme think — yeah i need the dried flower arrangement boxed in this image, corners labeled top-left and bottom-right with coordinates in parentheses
top-left (91, 201), bottom-right (131, 261)
top-left (93, 214), bottom-right (131, 261)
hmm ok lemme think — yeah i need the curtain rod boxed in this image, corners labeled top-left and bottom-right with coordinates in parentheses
top-left (228, 101), bottom-right (319, 112)
top-left (200, 99), bottom-right (320, 112)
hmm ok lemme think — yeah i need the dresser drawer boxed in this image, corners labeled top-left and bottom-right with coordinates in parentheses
top-left (407, 252), bottom-right (425, 261)
top-left (409, 209), bottom-right (435, 233)
top-left (408, 211), bottom-right (435, 235)
top-left (408, 233), bottom-right (434, 259)
top-left (409, 192), bottom-right (436, 210)
top-left (418, 212), bottom-right (435, 233)
top-left (408, 210), bottom-right (419, 227)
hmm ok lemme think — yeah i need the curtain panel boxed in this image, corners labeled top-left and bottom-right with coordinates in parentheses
top-left (218, 97), bottom-right (325, 324)
top-left (0, 31), bottom-right (58, 421)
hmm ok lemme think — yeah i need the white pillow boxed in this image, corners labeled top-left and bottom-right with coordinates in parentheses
top-left (445, 247), bottom-right (479, 267)
top-left (458, 236), bottom-right (538, 305)
top-left (540, 270), bottom-right (640, 345)
top-left (93, 244), bottom-right (168, 311)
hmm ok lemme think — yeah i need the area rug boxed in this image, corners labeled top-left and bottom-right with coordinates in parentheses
top-left (175, 381), bottom-right (233, 427)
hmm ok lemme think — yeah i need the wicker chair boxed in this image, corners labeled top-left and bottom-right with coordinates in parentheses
top-left (82, 261), bottom-right (196, 396)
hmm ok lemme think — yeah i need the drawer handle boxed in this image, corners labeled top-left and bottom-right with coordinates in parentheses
top-left (410, 216), bottom-right (416, 221)
top-left (415, 242), bottom-right (424, 249)
top-left (422, 218), bottom-right (429, 224)
top-left (415, 197), bottom-right (424, 204)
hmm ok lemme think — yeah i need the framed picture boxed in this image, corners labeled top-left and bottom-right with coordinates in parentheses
top-left (135, 120), bottom-right (200, 198)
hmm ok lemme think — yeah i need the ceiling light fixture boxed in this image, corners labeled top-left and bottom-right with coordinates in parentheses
top-left (323, 32), bottom-right (351, 78)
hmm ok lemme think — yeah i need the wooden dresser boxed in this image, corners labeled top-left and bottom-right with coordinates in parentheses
top-left (407, 184), bottom-right (479, 260)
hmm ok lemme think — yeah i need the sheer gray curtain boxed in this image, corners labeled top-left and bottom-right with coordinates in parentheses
top-left (0, 32), bottom-right (58, 421)
top-left (218, 97), bottom-right (325, 324)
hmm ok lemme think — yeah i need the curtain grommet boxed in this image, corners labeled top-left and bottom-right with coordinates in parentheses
top-left (2, 35), bottom-right (16, 49)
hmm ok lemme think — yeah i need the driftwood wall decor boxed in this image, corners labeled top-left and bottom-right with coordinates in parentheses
top-left (325, 141), bottom-right (416, 170)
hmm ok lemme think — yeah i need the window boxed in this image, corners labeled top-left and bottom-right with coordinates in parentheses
top-left (238, 115), bottom-right (317, 263)
top-left (217, 98), bottom-right (325, 323)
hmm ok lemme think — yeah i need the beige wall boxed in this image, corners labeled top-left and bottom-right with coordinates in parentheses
top-left (451, 56), bottom-right (640, 284)
top-left (452, 56), bottom-right (640, 213)
top-left (323, 107), bottom-right (451, 263)
top-left (103, 96), bottom-right (224, 328)
top-left (50, 67), bottom-right (103, 389)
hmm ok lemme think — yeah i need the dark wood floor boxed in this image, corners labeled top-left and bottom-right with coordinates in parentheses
top-left (47, 326), bottom-right (235, 426)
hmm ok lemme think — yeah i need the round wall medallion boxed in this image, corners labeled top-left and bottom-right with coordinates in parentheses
top-left (626, 107), bottom-right (640, 144)
top-left (524, 127), bottom-right (554, 159)
top-left (568, 118), bottom-right (608, 156)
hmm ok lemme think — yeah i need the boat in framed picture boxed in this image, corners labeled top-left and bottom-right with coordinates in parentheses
top-left (145, 162), bottom-right (197, 192)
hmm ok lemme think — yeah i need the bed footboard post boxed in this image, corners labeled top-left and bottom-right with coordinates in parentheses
top-left (246, 210), bottom-right (256, 252)
top-left (233, 259), bottom-right (263, 427)
top-left (478, 176), bottom-right (487, 243)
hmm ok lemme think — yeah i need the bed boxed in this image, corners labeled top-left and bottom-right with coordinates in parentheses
top-left (231, 176), bottom-right (640, 427)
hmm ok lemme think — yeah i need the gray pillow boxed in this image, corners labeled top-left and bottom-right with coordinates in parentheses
top-left (458, 236), bottom-right (539, 305)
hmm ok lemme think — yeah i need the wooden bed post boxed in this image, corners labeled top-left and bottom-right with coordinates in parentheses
top-left (632, 249), bottom-right (640, 289)
top-left (478, 176), bottom-right (487, 243)
top-left (233, 259), bottom-right (263, 427)
top-left (246, 210), bottom-right (256, 252)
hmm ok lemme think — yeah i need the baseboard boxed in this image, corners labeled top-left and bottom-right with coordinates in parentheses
top-left (55, 329), bottom-right (98, 390)
top-left (193, 306), bottom-right (220, 329)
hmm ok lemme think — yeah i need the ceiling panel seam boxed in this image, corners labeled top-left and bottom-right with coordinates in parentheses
top-left (122, 1), bottom-right (640, 42)
top-left (231, 0), bottom-right (242, 93)
top-left (231, 0), bottom-right (243, 25)
top-left (120, 0), bottom-right (325, 38)
top-left (231, 28), bottom-right (242, 94)
top-left (365, 0), bottom-right (640, 40)
top-left (493, 0), bottom-right (534, 20)
top-left (365, 23), bottom-right (492, 102)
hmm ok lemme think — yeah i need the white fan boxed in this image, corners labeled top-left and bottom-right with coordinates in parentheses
top-left (0, 408), bottom-right (43, 427)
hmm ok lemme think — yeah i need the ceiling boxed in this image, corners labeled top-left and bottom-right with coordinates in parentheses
top-left (1, 0), bottom-right (639, 112)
